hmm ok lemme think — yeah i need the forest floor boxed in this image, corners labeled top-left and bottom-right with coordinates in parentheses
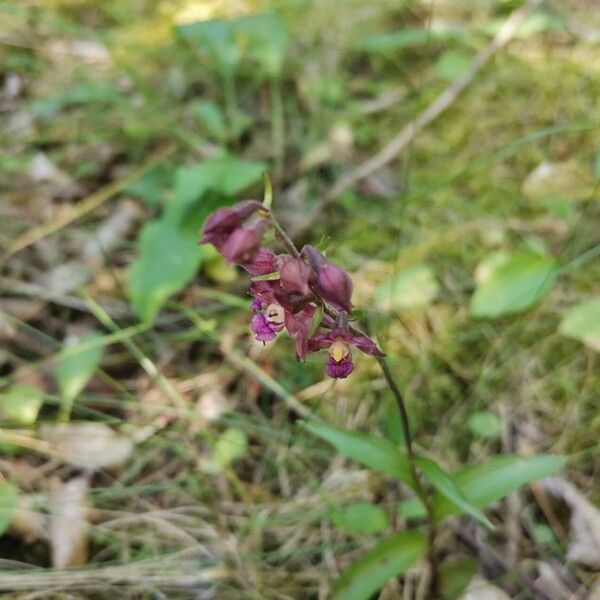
top-left (1, 0), bottom-right (599, 598)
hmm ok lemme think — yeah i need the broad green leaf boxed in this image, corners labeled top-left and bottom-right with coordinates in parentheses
top-left (559, 298), bottom-right (600, 352)
top-left (56, 332), bottom-right (104, 402)
top-left (0, 481), bottom-right (19, 536)
top-left (194, 100), bottom-right (227, 143)
top-left (300, 421), bottom-right (413, 486)
top-left (236, 12), bottom-right (289, 77)
top-left (176, 19), bottom-right (240, 75)
top-left (374, 264), bottom-right (439, 311)
top-left (213, 429), bottom-right (248, 470)
top-left (434, 50), bottom-right (472, 81)
top-left (125, 163), bottom-right (172, 206)
top-left (164, 154), bottom-right (265, 228)
top-left (470, 251), bottom-right (558, 318)
top-left (2, 384), bottom-right (44, 425)
top-left (416, 457), bottom-right (494, 529)
top-left (331, 502), bottom-right (389, 535)
top-left (399, 454), bottom-right (565, 521)
top-left (332, 531), bottom-right (426, 600)
top-left (467, 411), bottom-right (502, 439)
top-left (129, 219), bottom-right (203, 323)
top-left (435, 454), bottom-right (566, 518)
top-left (439, 557), bottom-right (476, 599)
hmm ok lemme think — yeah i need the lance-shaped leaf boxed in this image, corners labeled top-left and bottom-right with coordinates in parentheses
top-left (416, 456), bottom-right (494, 530)
top-left (332, 531), bottom-right (426, 600)
top-left (301, 420), bottom-right (412, 487)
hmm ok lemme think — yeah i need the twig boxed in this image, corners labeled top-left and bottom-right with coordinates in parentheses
top-left (295, 0), bottom-right (542, 234)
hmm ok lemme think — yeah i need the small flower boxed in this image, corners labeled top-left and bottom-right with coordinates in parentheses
top-left (220, 227), bottom-right (262, 265)
top-left (309, 319), bottom-right (384, 379)
top-left (251, 303), bottom-right (285, 343)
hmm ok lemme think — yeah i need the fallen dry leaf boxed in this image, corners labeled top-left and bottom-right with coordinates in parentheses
top-left (459, 576), bottom-right (511, 600)
top-left (40, 423), bottom-right (134, 471)
top-left (50, 477), bottom-right (90, 568)
top-left (544, 477), bottom-right (600, 569)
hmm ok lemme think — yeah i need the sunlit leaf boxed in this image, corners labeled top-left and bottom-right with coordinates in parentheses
top-left (332, 531), bottom-right (426, 600)
top-left (213, 429), bottom-right (248, 470)
top-left (331, 502), bottom-right (389, 535)
top-left (129, 219), bottom-right (202, 323)
top-left (467, 411), bottom-right (502, 439)
top-left (2, 384), bottom-right (44, 425)
top-left (375, 264), bottom-right (439, 311)
top-left (434, 49), bottom-right (472, 81)
top-left (559, 298), bottom-right (600, 352)
top-left (470, 251), bottom-right (558, 318)
top-left (301, 421), bottom-right (412, 486)
top-left (56, 332), bottom-right (104, 402)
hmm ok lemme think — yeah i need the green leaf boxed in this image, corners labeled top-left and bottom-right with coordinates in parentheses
top-left (176, 19), bottom-right (240, 75)
top-left (300, 421), bottom-right (413, 486)
top-left (213, 429), bottom-right (248, 470)
top-left (434, 50), bottom-right (472, 81)
top-left (400, 454), bottom-right (565, 520)
top-left (559, 298), bottom-right (600, 352)
top-left (235, 12), bottom-right (289, 77)
top-left (0, 481), bottom-right (19, 537)
top-left (2, 384), bottom-right (44, 425)
top-left (470, 251), bottom-right (558, 318)
top-left (374, 264), bottom-right (439, 311)
top-left (416, 457), bottom-right (494, 529)
top-left (380, 396), bottom-right (404, 445)
top-left (194, 100), bottom-right (228, 143)
top-left (125, 163), bottom-right (172, 206)
top-left (331, 502), bottom-right (389, 535)
top-left (439, 557), bottom-right (476, 599)
top-left (309, 304), bottom-right (324, 336)
top-left (467, 411), bottom-right (502, 439)
top-left (164, 154), bottom-right (265, 228)
top-left (435, 454), bottom-right (566, 518)
top-left (56, 332), bottom-right (104, 402)
top-left (129, 220), bottom-right (203, 323)
top-left (332, 531), bottom-right (426, 600)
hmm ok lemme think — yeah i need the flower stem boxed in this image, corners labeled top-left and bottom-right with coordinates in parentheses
top-left (265, 210), bottom-right (439, 592)
top-left (377, 356), bottom-right (438, 596)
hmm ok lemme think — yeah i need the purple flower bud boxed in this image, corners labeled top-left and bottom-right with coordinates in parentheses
top-left (221, 228), bottom-right (261, 265)
top-left (325, 354), bottom-right (354, 379)
top-left (301, 245), bottom-right (327, 271)
top-left (316, 264), bottom-right (353, 313)
top-left (232, 200), bottom-right (263, 219)
top-left (245, 248), bottom-right (278, 276)
top-left (280, 258), bottom-right (312, 296)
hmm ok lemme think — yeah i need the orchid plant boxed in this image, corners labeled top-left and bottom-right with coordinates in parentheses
top-left (200, 194), bottom-right (565, 599)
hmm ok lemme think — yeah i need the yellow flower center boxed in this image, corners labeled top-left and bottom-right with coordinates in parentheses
top-left (329, 340), bottom-right (350, 362)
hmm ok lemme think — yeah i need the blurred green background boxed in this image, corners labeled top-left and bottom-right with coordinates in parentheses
top-left (0, 0), bottom-right (599, 597)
